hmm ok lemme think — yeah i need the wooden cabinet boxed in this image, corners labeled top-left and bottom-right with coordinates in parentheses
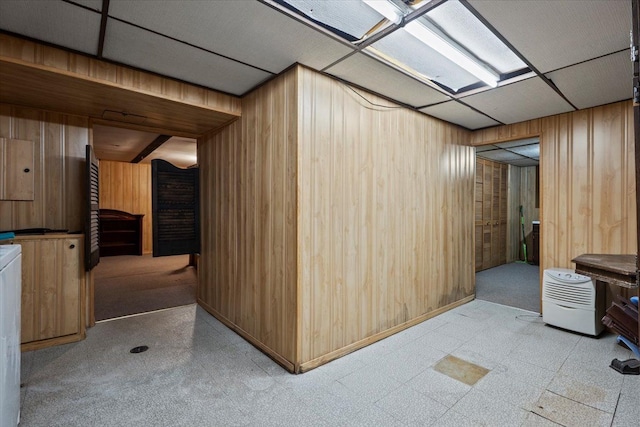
top-left (0, 137), bottom-right (35, 201)
top-left (99, 209), bottom-right (144, 256)
top-left (1, 234), bottom-right (85, 350)
top-left (475, 159), bottom-right (508, 272)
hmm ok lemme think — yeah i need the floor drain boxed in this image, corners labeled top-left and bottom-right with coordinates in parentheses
top-left (130, 345), bottom-right (149, 354)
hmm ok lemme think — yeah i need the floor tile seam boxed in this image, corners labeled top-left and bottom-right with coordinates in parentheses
top-left (472, 376), bottom-right (546, 408)
top-left (552, 369), bottom-right (626, 392)
top-left (521, 409), bottom-right (566, 426)
top-left (542, 389), bottom-right (618, 415)
top-left (608, 391), bottom-right (623, 427)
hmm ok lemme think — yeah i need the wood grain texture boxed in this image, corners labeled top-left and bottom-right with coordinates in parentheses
top-left (297, 67), bottom-right (475, 364)
top-left (0, 104), bottom-right (88, 232)
top-left (99, 161), bottom-right (152, 254)
top-left (0, 34), bottom-right (241, 137)
top-left (473, 100), bottom-right (638, 305)
top-left (1, 235), bottom-right (85, 347)
top-left (475, 158), bottom-right (508, 271)
top-left (198, 68), bottom-right (299, 366)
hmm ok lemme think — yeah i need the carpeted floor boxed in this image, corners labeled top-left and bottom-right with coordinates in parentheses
top-left (94, 254), bottom-right (196, 321)
top-left (475, 262), bottom-right (540, 313)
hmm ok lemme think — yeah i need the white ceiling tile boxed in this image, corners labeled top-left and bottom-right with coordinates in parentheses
top-left (107, 0), bottom-right (354, 74)
top-left (496, 137), bottom-right (539, 148)
top-left (546, 51), bottom-right (632, 110)
top-left (0, 0), bottom-right (101, 55)
top-left (478, 150), bottom-right (525, 162)
top-left (468, 0), bottom-right (631, 73)
top-left (141, 136), bottom-right (197, 169)
top-left (507, 158), bottom-right (539, 167)
top-left (420, 101), bottom-right (500, 130)
top-left (325, 52), bottom-right (450, 108)
top-left (507, 144), bottom-right (539, 159)
top-left (72, 0), bottom-right (103, 11)
top-left (460, 77), bottom-right (574, 124)
top-left (102, 19), bottom-right (272, 96)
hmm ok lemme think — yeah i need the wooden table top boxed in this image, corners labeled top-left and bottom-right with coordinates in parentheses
top-left (572, 254), bottom-right (637, 289)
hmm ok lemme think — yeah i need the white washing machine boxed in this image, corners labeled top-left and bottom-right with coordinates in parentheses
top-left (1, 244), bottom-right (21, 426)
top-left (542, 268), bottom-right (605, 336)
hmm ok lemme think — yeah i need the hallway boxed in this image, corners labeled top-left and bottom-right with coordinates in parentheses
top-left (20, 300), bottom-right (638, 426)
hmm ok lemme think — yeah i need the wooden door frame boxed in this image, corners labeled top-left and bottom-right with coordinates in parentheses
top-left (87, 119), bottom-right (202, 327)
top-left (473, 134), bottom-right (542, 312)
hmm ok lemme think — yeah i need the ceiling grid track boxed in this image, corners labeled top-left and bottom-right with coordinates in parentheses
top-left (97, 0), bottom-right (110, 58)
top-left (459, 0), bottom-right (578, 111)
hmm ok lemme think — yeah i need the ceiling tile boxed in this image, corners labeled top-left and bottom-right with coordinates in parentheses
top-left (460, 77), bottom-right (574, 124)
top-left (141, 136), bottom-right (197, 169)
top-left (508, 158), bottom-right (539, 167)
top-left (546, 51), bottom-right (632, 110)
top-left (107, 0), bottom-right (354, 74)
top-left (102, 19), bottom-right (272, 96)
top-left (478, 150), bottom-right (525, 162)
top-left (325, 52), bottom-right (450, 108)
top-left (420, 100), bottom-right (500, 130)
top-left (0, 0), bottom-right (101, 55)
top-left (507, 144), bottom-right (539, 159)
top-left (73, 0), bottom-right (103, 11)
top-left (92, 124), bottom-right (155, 163)
top-left (496, 137), bottom-right (539, 148)
top-left (468, 0), bottom-right (631, 73)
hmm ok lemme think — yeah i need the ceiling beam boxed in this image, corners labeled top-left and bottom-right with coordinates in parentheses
top-left (131, 134), bottom-right (172, 163)
top-left (97, 0), bottom-right (110, 58)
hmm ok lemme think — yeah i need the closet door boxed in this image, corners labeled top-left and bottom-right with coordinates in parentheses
top-left (475, 158), bottom-right (508, 272)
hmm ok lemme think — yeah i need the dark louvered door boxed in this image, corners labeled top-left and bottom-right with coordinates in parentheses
top-left (85, 145), bottom-right (100, 270)
top-left (152, 159), bottom-right (200, 257)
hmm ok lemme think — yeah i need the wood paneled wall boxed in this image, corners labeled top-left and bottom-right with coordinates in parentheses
top-left (197, 66), bottom-right (475, 372)
top-left (99, 161), bottom-right (152, 254)
top-left (473, 100), bottom-right (637, 302)
top-left (297, 67), bottom-right (475, 368)
top-left (197, 69), bottom-right (299, 370)
top-left (0, 104), bottom-right (88, 232)
top-left (0, 34), bottom-right (241, 117)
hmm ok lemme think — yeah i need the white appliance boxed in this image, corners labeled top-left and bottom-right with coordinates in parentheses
top-left (542, 268), bottom-right (604, 336)
top-left (1, 244), bottom-right (21, 427)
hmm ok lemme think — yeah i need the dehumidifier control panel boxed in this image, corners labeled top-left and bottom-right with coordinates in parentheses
top-left (544, 269), bottom-right (591, 284)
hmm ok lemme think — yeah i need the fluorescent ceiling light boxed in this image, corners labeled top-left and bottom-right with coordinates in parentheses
top-left (404, 20), bottom-right (499, 88)
top-left (362, 0), bottom-right (402, 25)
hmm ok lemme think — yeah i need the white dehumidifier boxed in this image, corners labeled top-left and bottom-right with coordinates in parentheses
top-left (542, 268), bottom-right (605, 336)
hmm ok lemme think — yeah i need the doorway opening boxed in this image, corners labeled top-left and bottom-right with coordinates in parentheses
top-left (474, 137), bottom-right (541, 312)
top-left (91, 123), bottom-right (199, 321)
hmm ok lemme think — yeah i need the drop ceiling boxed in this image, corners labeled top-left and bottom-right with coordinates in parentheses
top-left (0, 0), bottom-right (634, 164)
top-left (476, 137), bottom-right (539, 167)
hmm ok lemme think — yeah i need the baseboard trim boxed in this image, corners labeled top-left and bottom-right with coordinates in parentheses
top-left (298, 295), bottom-right (475, 373)
top-left (197, 299), bottom-right (296, 373)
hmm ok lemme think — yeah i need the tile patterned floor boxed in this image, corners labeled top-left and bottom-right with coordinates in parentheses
top-left (19, 300), bottom-right (639, 426)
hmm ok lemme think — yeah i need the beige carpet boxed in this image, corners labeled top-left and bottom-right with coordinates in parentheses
top-left (94, 254), bottom-right (196, 321)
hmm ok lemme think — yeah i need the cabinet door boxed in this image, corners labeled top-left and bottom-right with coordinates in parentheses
top-left (0, 138), bottom-right (35, 201)
top-left (10, 237), bottom-right (83, 343)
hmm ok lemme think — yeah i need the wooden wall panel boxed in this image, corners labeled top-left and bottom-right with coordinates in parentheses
top-left (297, 67), bottom-right (475, 366)
top-left (0, 34), bottom-right (241, 117)
top-left (197, 69), bottom-right (298, 369)
top-left (0, 104), bottom-right (88, 232)
top-left (98, 161), bottom-right (152, 254)
top-left (473, 100), bottom-right (637, 304)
